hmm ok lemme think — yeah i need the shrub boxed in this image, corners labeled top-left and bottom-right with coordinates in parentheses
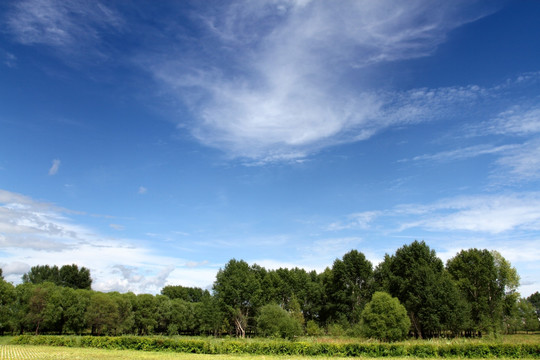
top-left (257, 304), bottom-right (302, 339)
top-left (327, 323), bottom-right (346, 336)
top-left (360, 291), bottom-right (410, 342)
top-left (306, 320), bottom-right (323, 336)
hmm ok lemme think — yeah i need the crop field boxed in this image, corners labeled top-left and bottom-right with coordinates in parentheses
top-left (0, 345), bottom-right (537, 360)
top-left (1, 334), bottom-right (539, 359)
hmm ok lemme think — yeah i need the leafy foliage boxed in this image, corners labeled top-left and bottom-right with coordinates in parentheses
top-left (360, 291), bottom-right (410, 342)
top-left (22, 264), bottom-right (92, 290)
top-left (0, 242), bottom-right (534, 338)
top-left (257, 304), bottom-right (302, 339)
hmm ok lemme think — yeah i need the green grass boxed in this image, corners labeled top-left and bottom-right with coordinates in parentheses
top-left (0, 345), bottom-right (535, 360)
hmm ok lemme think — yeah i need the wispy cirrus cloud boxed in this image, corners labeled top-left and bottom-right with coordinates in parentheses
top-left (145, 0), bottom-right (494, 163)
top-left (329, 192), bottom-right (540, 235)
top-left (5, 0), bottom-right (124, 61)
top-left (496, 138), bottom-right (540, 182)
top-left (401, 144), bottom-right (519, 163)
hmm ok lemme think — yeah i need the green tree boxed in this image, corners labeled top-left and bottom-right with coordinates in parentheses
top-left (86, 292), bottom-right (119, 336)
top-left (63, 288), bottom-right (91, 334)
top-left (197, 291), bottom-right (225, 336)
top-left (527, 291), bottom-right (540, 318)
top-left (329, 250), bottom-right (373, 324)
top-left (110, 292), bottom-right (135, 335)
top-left (257, 304), bottom-right (302, 339)
top-left (58, 264), bottom-right (92, 290)
top-left (447, 249), bottom-right (506, 335)
top-left (22, 264), bottom-right (91, 290)
top-left (134, 294), bottom-right (158, 335)
top-left (0, 277), bottom-right (15, 335)
top-left (161, 285), bottom-right (207, 302)
top-left (10, 283), bottom-right (34, 334)
top-left (26, 282), bottom-right (60, 335)
top-left (213, 259), bottom-right (262, 337)
top-left (360, 292), bottom-right (410, 342)
top-left (22, 265), bottom-right (60, 285)
top-left (379, 241), bottom-right (461, 338)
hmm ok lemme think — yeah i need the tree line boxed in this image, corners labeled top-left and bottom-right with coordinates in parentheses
top-left (0, 241), bottom-right (538, 339)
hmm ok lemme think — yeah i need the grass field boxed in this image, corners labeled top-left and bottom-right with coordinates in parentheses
top-left (0, 345), bottom-right (536, 360)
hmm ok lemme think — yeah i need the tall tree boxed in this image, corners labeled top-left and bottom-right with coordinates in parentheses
top-left (134, 294), bottom-right (158, 335)
top-left (213, 259), bottom-right (262, 337)
top-left (379, 241), bottom-right (462, 338)
top-left (59, 264), bottom-right (92, 290)
top-left (527, 291), bottom-right (540, 318)
top-left (22, 264), bottom-right (91, 290)
top-left (161, 285), bottom-right (207, 302)
top-left (0, 277), bottom-right (14, 335)
top-left (447, 249), bottom-right (506, 335)
top-left (329, 250), bottom-right (373, 324)
top-left (86, 292), bottom-right (119, 336)
top-left (22, 265), bottom-right (60, 285)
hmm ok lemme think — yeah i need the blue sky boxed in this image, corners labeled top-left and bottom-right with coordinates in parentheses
top-left (1, 0), bottom-right (539, 295)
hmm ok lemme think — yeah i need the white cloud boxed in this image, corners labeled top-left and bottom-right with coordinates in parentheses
top-left (0, 261), bottom-right (30, 276)
top-left (403, 144), bottom-right (519, 163)
top-left (327, 211), bottom-right (381, 231)
top-left (138, 186), bottom-right (147, 194)
top-left (145, 0), bottom-right (493, 162)
top-left (6, 0), bottom-right (123, 61)
top-left (496, 138), bottom-right (540, 182)
top-left (486, 106), bottom-right (540, 136)
top-left (0, 189), bottom-right (213, 293)
top-left (397, 193), bottom-right (540, 234)
top-left (48, 159), bottom-right (61, 175)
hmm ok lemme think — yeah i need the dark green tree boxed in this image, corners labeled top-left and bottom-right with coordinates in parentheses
top-left (59, 264), bottom-right (92, 290)
top-left (527, 291), bottom-right (540, 318)
top-left (329, 250), bottom-right (373, 324)
top-left (86, 292), bottom-right (119, 336)
top-left (22, 265), bottom-right (60, 285)
top-left (26, 282), bottom-right (61, 335)
top-left (447, 249), bottom-right (506, 335)
top-left (360, 291), bottom-right (410, 342)
top-left (378, 241), bottom-right (462, 338)
top-left (198, 291), bottom-right (225, 336)
top-left (22, 264), bottom-right (91, 290)
top-left (161, 285), bottom-right (207, 302)
top-left (63, 288), bottom-right (91, 334)
top-left (110, 292), bottom-right (135, 335)
top-left (0, 277), bottom-right (14, 335)
top-left (213, 259), bottom-right (262, 337)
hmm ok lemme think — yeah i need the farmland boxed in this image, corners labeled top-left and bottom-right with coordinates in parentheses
top-left (1, 334), bottom-right (538, 359)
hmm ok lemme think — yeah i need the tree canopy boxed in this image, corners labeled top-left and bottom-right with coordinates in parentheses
top-left (22, 264), bottom-right (92, 290)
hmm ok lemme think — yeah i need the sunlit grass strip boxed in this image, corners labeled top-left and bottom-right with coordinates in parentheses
top-left (0, 345), bottom-right (45, 359)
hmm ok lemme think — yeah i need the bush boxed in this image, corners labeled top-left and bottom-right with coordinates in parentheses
top-left (257, 304), bottom-right (302, 339)
top-left (327, 323), bottom-right (346, 336)
top-left (360, 291), bottom-right (410, 342)
top-left (306, 320), bottom-right (323, 336)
